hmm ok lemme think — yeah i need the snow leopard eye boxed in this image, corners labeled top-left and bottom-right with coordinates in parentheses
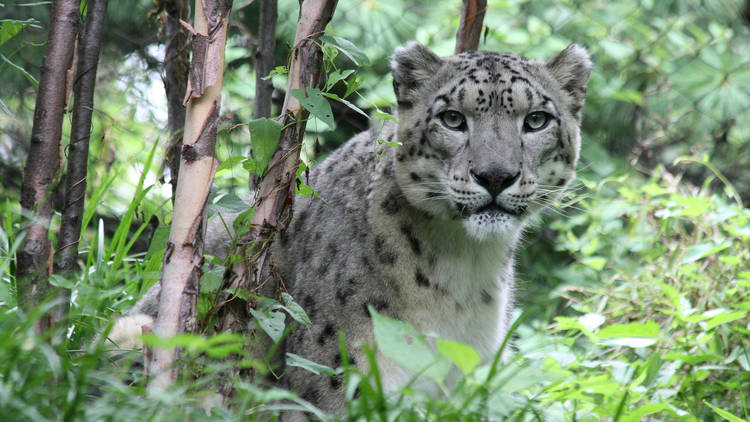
top-left (439, 110), bottom-right (466, 130)
top-left (523, 111), bottom-right (551, 132)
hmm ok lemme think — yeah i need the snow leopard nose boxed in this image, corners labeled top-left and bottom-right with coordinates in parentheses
top-left (470, 167), bottom-right (520, 198)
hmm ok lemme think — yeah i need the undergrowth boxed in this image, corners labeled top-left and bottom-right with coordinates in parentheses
top-left (1, 164), bottom-right (748, 421)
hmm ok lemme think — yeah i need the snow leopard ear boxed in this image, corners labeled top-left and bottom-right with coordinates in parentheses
top-left (545, 44), bottom-right (592, 120)
top-left (391, 42), bottom-right (443, 107)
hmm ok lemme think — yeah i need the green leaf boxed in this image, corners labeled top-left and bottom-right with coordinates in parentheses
top-left (0, 18), bottom-right (37, 47)
top-left (371, 308), bottom-right (451, 383)
top-left (209, 193), bottom-right (250, 215)
top-left (581, 256), bottom-right (606, 270)
top-left (437, 340), bottom-right (481, 375)
top-left (374, 110), bottom-right (397, 123)
top-left (281, 292), bottom-right (311, 326)
top-left (597, 321), bottom-right (659, 339)
top-left (322, 92), bottom-right (369, 119)
top-left (344, 74), bottom-right (365, 99)
top-left (295, 161), bottom-right (319, 198)
top-left (702, 310), bottom-right (746, 331)
top-left (247, 118), bottom-right (282, 176)
top-left (248, 307), bottom-right (286, 343)
top-left (552, 316), bottom-right (595, 339)
top-left (324, 69), bottom-right (354, 91)
top-left (200, 265), bottom-right (224, 293)
top-left (0, 53), bottom-right (38, 87)
top-left (704, 401), bottom-right (747, 422)
top-left (662, 353), bottom-right (720, 365)
top-left (262, 65), bottom-right (287, 80)
top-left (596, 321), bottom-right (659, 347)
top-left (291, 88), bottom-right (335, 128)
top-left (320, 35), bottom-right (370, 66)
top-left (679, 242), bottom-right (730, 264)
top-left (286, 353), bottom-right (336, 376)
top-left (216, 155), bottom-right (245, 173)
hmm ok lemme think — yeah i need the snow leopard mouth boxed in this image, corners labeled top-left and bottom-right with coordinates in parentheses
top-left (457, 202), bottom-right (526, 218)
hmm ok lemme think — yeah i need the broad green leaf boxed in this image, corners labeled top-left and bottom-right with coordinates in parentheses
top-left (581, 256), bottom-right (606, 270)
top-left (679, 242), bottom-right (730, 265)
top-left (0, 18), bottom-right (37, 46)
top-left (701, 310), bottom-right (746, 331)
top-left (344, 74), bottom-right (365, 99)
top-left (209, 193), bottom-right (251, 215)
top-left (281, 292), bottom-right (311, 326)
top-left (200, 265), bottom-right (224, 293)
top-left (249, 307), bottom-right (286, 343)
top-left (290, 88), bottom-right (335, 128)
top-left (553, 316), bottom-right (595, 339)
top-left (672, 196), bottom-right (711, 217)
top-left (286, 353), bottom-right (336, 376)
top-left (247, 118), bottom-right (282, 175)
top-left (597, 321), bottom-right (659, 338)
top-left (596, 321), bottom-right (659, 347)
top-left (371, 308), bottom-right (450, 383)
top-left (320, 35), bottom-right (370, 66)
top-left (621, 403), bottom-right (670, 422)
top-left (437, 340), bottom-right (481, 375)
top-left (324, 69), bottom-right (354, 91)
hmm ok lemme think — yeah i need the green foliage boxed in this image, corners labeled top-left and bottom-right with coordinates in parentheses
top-left (245, 117), bottom-right (283, 176)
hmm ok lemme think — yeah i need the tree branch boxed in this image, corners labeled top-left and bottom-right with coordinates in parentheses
top-left (455, 0), bottom-right (487, 53)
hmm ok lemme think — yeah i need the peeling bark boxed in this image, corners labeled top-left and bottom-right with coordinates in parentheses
top-left (455, 0), bottom-right (487, 53)
top-left (215, 0), bottom-right (338, 395)
top-left (17, 0), bottom-right (81, 328)
top-left (53, 0), bottom-right (109, 324)
top-left (148, 0), bottom-right (232, 392)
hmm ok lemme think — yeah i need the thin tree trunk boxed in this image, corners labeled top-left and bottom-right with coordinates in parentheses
top-left (249, 0), bottom-right (278, 190)
top-left (52, 0), bottom-right (109, 324)
top-left (253, 0), bottom-right (277, 120)
top-left (148, 0), bottom-right (233, 392)
top-left (455, 0), bottom-right (487, 53)
top-left (17, 0), bottom-right (81, 329)
top-left (216, 0), bottom-right (337, 378)
top-left (162, 0), bottom-right (191, 199)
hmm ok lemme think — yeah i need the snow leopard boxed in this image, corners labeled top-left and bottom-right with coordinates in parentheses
top-left (116, 41), bottom-right (592, 418)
